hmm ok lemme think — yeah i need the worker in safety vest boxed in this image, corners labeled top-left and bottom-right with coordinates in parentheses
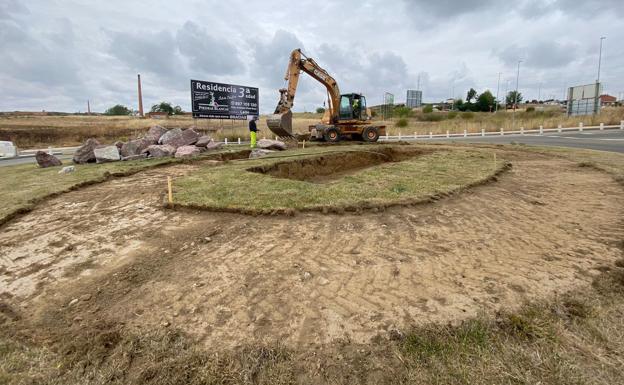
top-left (248, 115), bottom-right (258, 148)
top-left (352, 98), bottom-right (360, 118)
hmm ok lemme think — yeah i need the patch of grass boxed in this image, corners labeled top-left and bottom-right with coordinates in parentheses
top-left (173, 146), bottom-right (504, 212)
top-left (0, 149), bottom-right (246, 225)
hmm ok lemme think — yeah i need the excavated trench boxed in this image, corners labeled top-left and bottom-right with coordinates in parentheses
top-left (247, 147), bottom-right (435, 182)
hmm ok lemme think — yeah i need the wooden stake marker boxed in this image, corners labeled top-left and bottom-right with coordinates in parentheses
top-left (167, 176), bottom-right (173, 204)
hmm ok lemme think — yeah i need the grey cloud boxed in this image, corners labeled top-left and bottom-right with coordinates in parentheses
top-left (497, 41), bottom-right (579, 69)
top-left (0, 0), bottom-right (28, 20)
top-left (0, 9), bottom-right (81, 87)
top-left (251, 30), bottom-right (305, 88)
top-left (554, 0), bottom-right (624, 17)
top-left (108, 29), bottom-right (180, 77)
top-left (176, 21), bottom-right (244, 76)
top-left (404, 0), bottom-right (497, 18)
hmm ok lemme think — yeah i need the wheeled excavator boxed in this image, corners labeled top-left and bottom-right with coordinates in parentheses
top-left (266, 49), bottom-right (385, 142)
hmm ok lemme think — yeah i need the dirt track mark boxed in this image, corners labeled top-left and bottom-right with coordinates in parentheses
top-left (1, 149), bottom-right (623, 349)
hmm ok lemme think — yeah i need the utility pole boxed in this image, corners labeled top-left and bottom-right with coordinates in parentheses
top-left (512, 60), bottom-right (522, 129)
top-left (495, 72), bottom-right (501, 112)
top-left (537, 82), bottom-right (541, 102)
top-left (137, 74), bottom-right (144, 117)
top-left (87, 100), bottom-right (91, 115)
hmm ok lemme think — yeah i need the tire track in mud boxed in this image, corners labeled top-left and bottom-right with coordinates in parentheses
top-left (1, 150), bottom-right (623, 349)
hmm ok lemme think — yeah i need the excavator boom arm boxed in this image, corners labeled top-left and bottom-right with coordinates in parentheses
top-left (267, 49), bottom-right (341, 136)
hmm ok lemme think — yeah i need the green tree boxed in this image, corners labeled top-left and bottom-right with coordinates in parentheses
top-left (104, 104), bottom-right (132, 116)
top-left (475, 90), bottom-right (496, 112)
top-left (453, 98), bottom-right (464, 111)
top-left (422, 104), bottom-right (433, 113)
top-left (466, 88), bottom-right (477, 103)
top-left (150, 102), bottom-right (183, 115)
top-left (316, 107), bottom-right (326, 114)
top-left (506, 91), bottom-right (523, 107)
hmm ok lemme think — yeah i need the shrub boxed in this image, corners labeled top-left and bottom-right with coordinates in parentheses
top-left (395, 118), bottom-right (408, 127)
top-left (461, 112), bottom-right (475, 119)
top-left (448, 111), bottom-right (458, 119)
top-left (394, 106), bottom-right (412, 118)
top-left (104, 105), bottom-right (132, 116)
top-left (423, 104), bottom-right (434, 113)
top-left (526, 106), bottom-right (535, 112)
top-left (316, 107), bottom-right (325, 114)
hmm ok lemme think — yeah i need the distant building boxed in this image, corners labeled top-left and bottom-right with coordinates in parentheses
top-left (406, 90), bottom-right (422, 108)
top-left (599, 94), bottom-right (617, 106)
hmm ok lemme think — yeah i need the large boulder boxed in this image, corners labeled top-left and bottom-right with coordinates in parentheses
top-left (257, 139), bottom-right (287, 151)
top-left (114, 141), bottom-right (124, 150)
top-left (73, 138), bottom-right (100, 164)
top-left (175, 145), bottom-right (201, 158)
top-left (158, 128), bottom-right (182, 145)
top-left (195, 135), bottom-right (213, 147)
top-left (35, 151), bottom-right (62, 168)
top-left (249, 149), bottom-right (275, 159)
top-left (203, 141), bottom-right (223, 151)
top-left (94, 145), bottom-right (120, 163)
top-left (144, 144), bottom-right (176, 158)
top-left (144, 125), bottom-right (168, 144)
top-left (120, 138), bottom-right (150, 157)
top-left (160, 128), bottom-right (200, 148)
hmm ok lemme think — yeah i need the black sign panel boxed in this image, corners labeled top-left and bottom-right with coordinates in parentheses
top-left (190, 80), bottom-right (259, 120)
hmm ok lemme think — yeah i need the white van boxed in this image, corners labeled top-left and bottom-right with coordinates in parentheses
top-left (0, 141), bottom-right (18, 158)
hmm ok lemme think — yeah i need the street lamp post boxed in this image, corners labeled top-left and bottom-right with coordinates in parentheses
top-left (597, 36), bottom-right (606, 83)
top-left (495, 72), bottom-right (501, 112)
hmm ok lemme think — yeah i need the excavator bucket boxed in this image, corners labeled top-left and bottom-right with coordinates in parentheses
top-left (266, 110), bottom-right (293, 137)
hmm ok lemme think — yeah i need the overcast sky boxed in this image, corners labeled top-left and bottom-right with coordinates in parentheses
top-left (1, 0), bottom-right (623, 113)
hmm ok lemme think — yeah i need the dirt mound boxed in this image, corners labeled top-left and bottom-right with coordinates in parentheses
top-left (247, 147), bottom-right (433, 182)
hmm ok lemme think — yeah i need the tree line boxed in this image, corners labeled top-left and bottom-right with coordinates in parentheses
top-left (104, 102), bottom-right (184, 116)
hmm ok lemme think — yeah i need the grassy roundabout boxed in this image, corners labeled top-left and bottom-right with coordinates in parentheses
top-left (172, 145), bottom-right (509, 213)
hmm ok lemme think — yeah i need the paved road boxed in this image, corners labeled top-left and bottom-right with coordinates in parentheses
top-left (1, 129), bottom-right (623, 167)
top-left (426, 129), bottom-right (624, 153)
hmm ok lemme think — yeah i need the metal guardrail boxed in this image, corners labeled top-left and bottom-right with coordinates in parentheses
top-left (378, 121), bottom-right (624, 142)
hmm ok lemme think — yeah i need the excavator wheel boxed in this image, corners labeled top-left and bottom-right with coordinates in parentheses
top-left (324, 127), bottom-right (340, 143)
top-left (362, 126), bottom-right (380, 142)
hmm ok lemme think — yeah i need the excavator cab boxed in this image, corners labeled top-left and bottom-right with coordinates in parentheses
top-left (339, 94), bottom-right (367, 121)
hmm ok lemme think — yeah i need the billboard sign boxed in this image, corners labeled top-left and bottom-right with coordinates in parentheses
top-left (567, 82), bottom-right (601, 116)
top-left (191, 80), bottom-right (259, 120)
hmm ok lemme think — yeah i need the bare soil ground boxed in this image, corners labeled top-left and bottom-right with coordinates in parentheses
top-left (2, 146), bottom-right (623, 354)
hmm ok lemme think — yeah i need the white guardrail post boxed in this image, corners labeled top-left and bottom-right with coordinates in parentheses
top-left (500, 127), bottom-right (504, 136)
top-left (429, 132), bottom-right (433, 139)
top-left (238, 138), bottom-right (241, 144)
top-left (600, 123), bottom-right (604, 130)
top-left (579, 122), bottom-right (583, 132)
top-left (558, 124), bottom-right (562, 133)
top-left (398, 132), bottom-right (402, 140)
top-left (621, 120), bottom-right (624, 130)
top-left (520, 127), bottom-right (524, 135)
top-left (464, 130), bottom-right (467, 137)
top-left (481, 129), bottom-right (485, 137)
top-left (225, 138), bottom-right (228, 145)
top-left (446, 130), bottom-right (449, 138)
top-left (539, 125), bottom-right (543, 135)
top-left (414, 132), bottom-right (417, 139)
top-left (386, 133), bottom-right (389, 140)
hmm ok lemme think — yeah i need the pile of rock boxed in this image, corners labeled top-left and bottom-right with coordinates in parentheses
top-left (70, 126), bottom-right (222, 165)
